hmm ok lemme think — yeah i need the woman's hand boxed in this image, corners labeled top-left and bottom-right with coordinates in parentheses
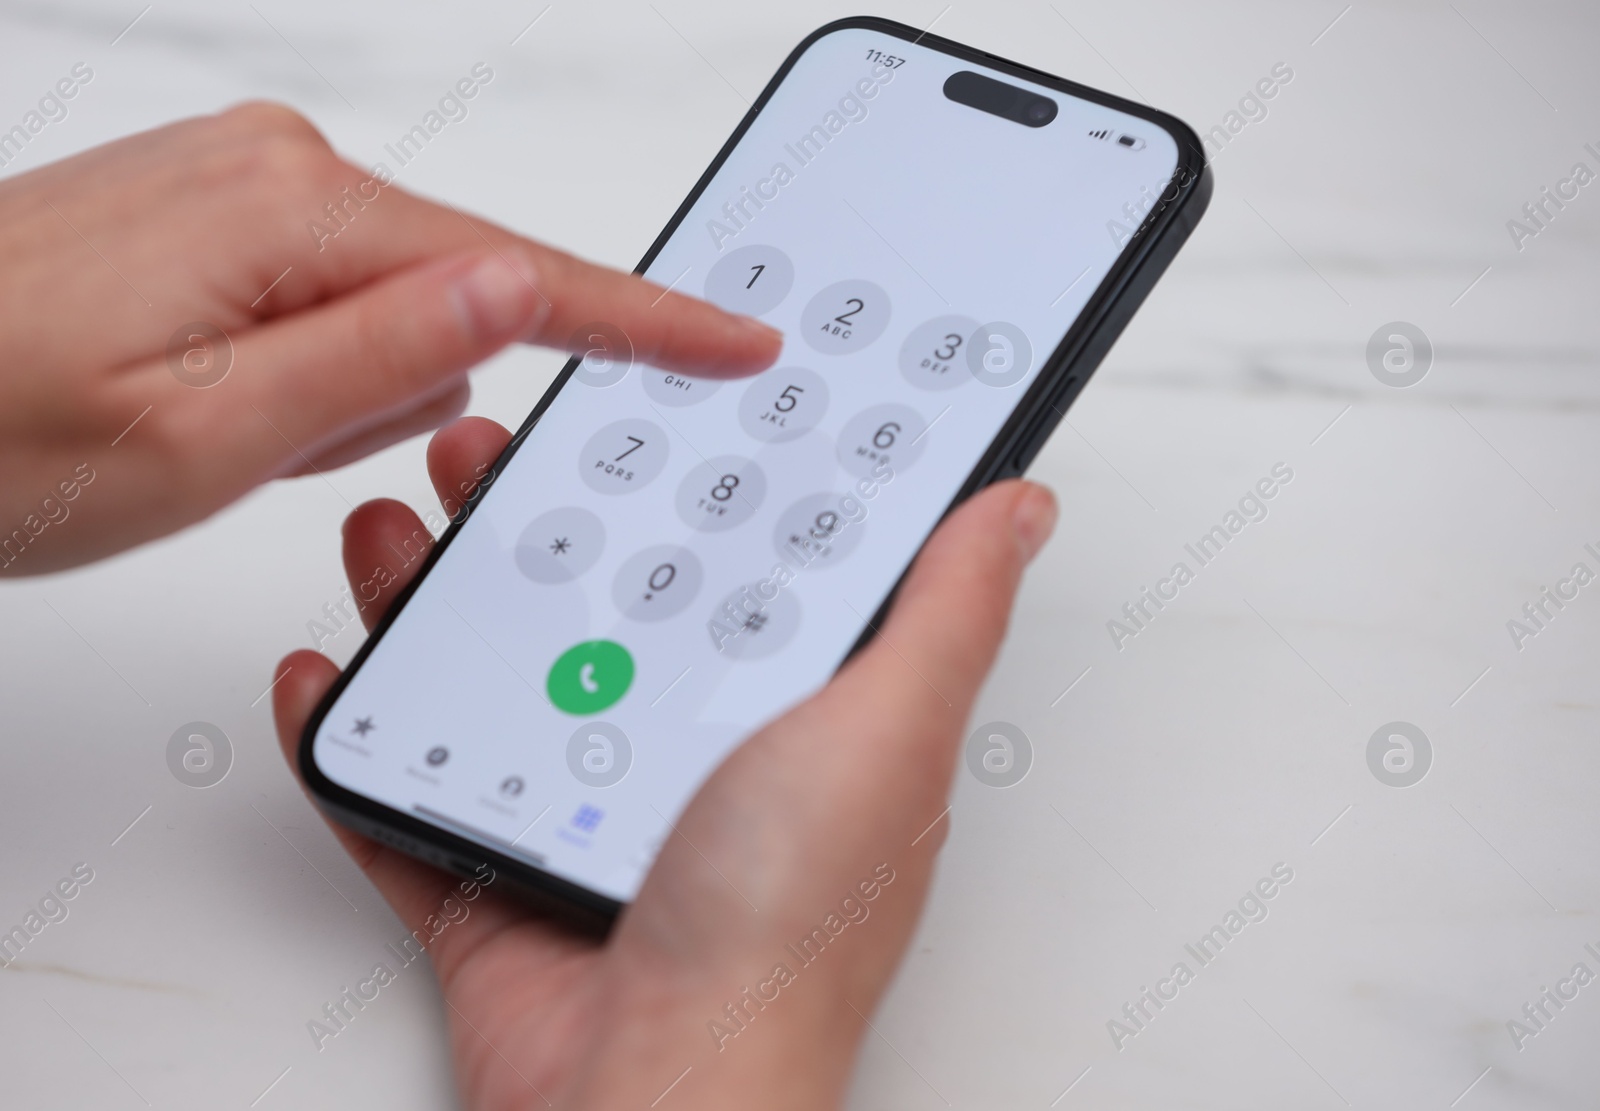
top-left (272, 415), bottom-right (1056, 1110)
top-left (0, 102), bottom-right (779, 574)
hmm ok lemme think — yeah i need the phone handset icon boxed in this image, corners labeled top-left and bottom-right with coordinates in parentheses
top-left (547, 640), bottom-right (634, 715)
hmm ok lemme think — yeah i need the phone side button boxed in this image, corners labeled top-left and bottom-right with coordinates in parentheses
top-left (1009, 376), bottom-right (1078, 474)
top-left (1008, 423), bottom-right (1047, 476)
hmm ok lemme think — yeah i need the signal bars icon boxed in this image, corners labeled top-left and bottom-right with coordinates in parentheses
top-left (1088, 128), bottom-right (1146, 150)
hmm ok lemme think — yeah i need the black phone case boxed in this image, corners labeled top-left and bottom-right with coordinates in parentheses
top-left (298, 15), bottom-right (1212, 935)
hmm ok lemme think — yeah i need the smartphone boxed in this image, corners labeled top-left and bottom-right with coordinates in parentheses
top-left (300, 16), bottom-right (1210, 932)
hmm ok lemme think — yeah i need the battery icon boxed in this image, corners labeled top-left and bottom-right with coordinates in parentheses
top-left (1116, 133), bottom-right (1146, 150)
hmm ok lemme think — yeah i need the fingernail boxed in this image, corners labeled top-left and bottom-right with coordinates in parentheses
top-left (449, 250), bottom-right (541, 342)
top-left (1013, 484), bottom-right (1058, 562)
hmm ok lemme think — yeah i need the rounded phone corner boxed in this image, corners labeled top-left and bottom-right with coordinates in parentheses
top-left (295, 683), bottom-right (342, 803)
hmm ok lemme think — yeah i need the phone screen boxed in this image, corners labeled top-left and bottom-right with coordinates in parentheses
top-left (311, 25), bottom-right (1182, 903)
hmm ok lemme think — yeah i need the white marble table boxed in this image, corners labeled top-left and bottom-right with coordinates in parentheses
top-left (3, 1), bottom-right (1598, 1107)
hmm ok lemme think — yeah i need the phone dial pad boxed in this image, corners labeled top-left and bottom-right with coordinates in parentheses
top-left (800, 279), bottom-right (893, 355)
top-left (772, 492), bottom-right (866, 568)
top-left (515, 506), bottom-right (606, 584)
top-left (835, 402), bottom-right (928, 476)
top-left (674, 455), bottom-right (769, 532)
top-left (711, 580), bottom-right (801, 660)
top-left (610, 544), bottom-right (703, 622)
top-left (899, 314), bottom-right (980, 390)
top-left (703, 244), bottom-right (796, 317)
top-left (736, 366), bottom-right (831, 442)
top-left (642, 368), bottom-right (722, 407)
top-left (579, 418), bottom-right (669, 494)
top-left (533, 247), bottom-right (1035, 676)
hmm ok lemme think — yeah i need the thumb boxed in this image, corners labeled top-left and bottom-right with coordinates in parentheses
top-left (829, 479), bottom-right (1058, 738)
top-left (655, 479), bottom-right (1057, 925)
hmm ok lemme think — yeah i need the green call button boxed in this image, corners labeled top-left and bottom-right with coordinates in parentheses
top-left (547, 640), bottom-right (634, 716)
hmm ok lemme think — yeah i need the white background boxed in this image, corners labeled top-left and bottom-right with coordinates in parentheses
top-left (1, 1), bottom-right (1598, 1108)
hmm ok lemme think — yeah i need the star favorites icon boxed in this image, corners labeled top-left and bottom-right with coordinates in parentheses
top-left (352, 717), bottom-right (375, 737)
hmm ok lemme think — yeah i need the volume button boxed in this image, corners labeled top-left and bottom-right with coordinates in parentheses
top-left (1010, 376), bottom-right (1078, 474)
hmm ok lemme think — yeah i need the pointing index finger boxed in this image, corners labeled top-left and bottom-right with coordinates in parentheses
top-left (511, 239), bottom-right (784, 378)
